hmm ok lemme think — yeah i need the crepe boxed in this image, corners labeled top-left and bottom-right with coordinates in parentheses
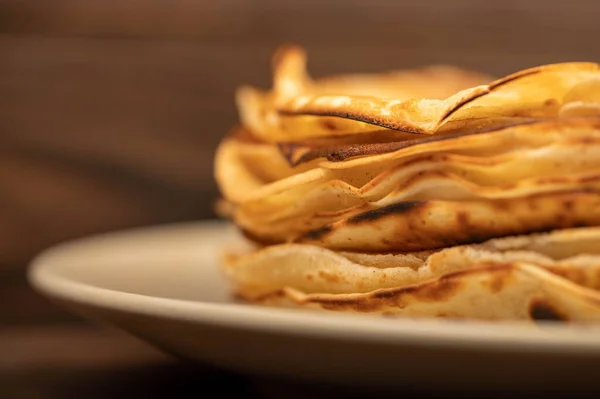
top-left (241, 45), bottom-right (599, 139)
top-left (237, 45), bottom-right (496, 142)
top-left (213, 45), bottom-right (600, 322)
top-left (224, 228), bottom-right (600, 322)
top-left (223, 118), bottom-right (600, 248)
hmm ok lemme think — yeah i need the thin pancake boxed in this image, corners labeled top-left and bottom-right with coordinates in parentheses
top-left (260, 263), bottom-right (600, 322)
top-left (294, 189), bottom-right (600, 252)
top-left (278, 63), bottom-right (600, 135)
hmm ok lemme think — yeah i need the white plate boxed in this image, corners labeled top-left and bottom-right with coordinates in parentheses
top-left (28, 220), bottom-right (600, 392)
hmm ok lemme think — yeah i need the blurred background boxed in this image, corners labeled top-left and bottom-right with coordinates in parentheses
top-left (1, 0), bottom-right (600, 325)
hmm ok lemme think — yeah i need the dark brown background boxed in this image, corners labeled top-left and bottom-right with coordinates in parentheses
top-left (1, 0), bottom-right (600, 324)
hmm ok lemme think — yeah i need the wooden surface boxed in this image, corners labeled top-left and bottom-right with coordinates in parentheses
top-left (3, 325), bottom-right (600, 399)
top-left (2, 2), bottom-right (600, 396)
top-left (0, 325), bottom-right (260, 398)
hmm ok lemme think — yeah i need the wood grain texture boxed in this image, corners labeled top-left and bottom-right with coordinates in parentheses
top-left (0, 325), bottom-right (260, 398)
top-left (1, 0), bottom-right (599, 321)
top-left (2, 326), bottom-right (600, 399)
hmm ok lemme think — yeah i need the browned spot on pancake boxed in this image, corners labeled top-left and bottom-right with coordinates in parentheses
top-left (346, 201), bottom-right (427, 224)
top-left (372, 289), bottom-right (400, 300)
top-left (456, 211), bottom-right (470, 228)
top-left (553, 212), bottom-right (567, 227)
top-left (313, 296), bottom-right (381, 312)
top-left (572, 135), bottom-right (599, 145)
top-left (536, 175), bottom-right (570, 185)
top-left (525, 197), bottom-right (540, 212)
top-left (299, 224), bottom-right (333, 241)
top-left (380, 266), bottom-right (489, 301)
top-left (595, 267), bottom-right (600, 290)
top-left (536, 174), bottom-right (600, 186)
top-left (571, 221), bottom-right (590, 229)
top-left (381, 238), bottom-right (394, 247)
top-left (236, 288), bottom-right (288, 304)
top-left (401, 270), bottom-right (472, 302)
top-left (489, 197), bottom-right (512, 211)
top-left (578, 173), bottom-right (600, 184)
top-left (482, 265), bottom-right (515, 293)
top-left (320, 119), bottom-right (338, 130)
top-left (544, 98), bottom-right (559, 107)
top-left (318, 270), bottom-right (341, 284)
top-left (398, 274), bottom-right (465, 302)
top-left (314, 270), bottom-right (466, 312)
top-left (305, 274), bottom-right (314, 281)
top-left (562, 199), bottom-right (574, 211)
top-left (529, 298), bottom-right (568, 321)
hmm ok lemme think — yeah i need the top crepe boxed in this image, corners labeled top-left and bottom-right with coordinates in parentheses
top-left (237, 45), bottom-right (600, 141)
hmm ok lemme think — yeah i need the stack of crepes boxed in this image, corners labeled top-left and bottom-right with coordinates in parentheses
top-left (214, 45), bottom-right (600, 322)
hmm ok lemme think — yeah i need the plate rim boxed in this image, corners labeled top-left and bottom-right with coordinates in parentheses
top-left (28, 220), bottom-right (600, 356)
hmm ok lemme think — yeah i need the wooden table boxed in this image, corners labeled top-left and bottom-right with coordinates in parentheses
top-left (1, 324), bottom-right (424, 399)
top-left (1, 325), bottom-right (247, 398)
top-left (0, 324), bottom-right (352, 399)
top-left (3, 323), bottom-right (600, 399)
